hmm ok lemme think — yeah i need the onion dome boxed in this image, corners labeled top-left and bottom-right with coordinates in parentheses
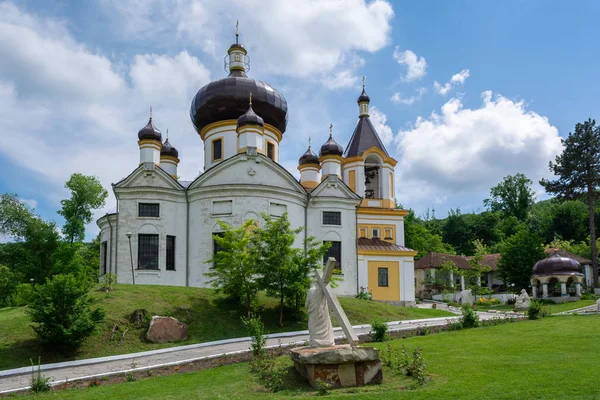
top-left (532, 253), bottom-right (582, 276)
top-left (138, 116), bottom-right (162, 141)
top-left (299, 145), bottom-right (319, 166)
top-left (320, 129), bottom-right (344, 157)
top-left (237, 94), bottom-right (264, 128)
top-left (190, 33), bottom-right (287, 135)
top-left (357, 87), bottom-right (370, 104)
top-left (160, 138), bottom-right (179, 158)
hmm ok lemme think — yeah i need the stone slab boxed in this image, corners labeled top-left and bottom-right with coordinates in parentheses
top-left (290, 345), bottom-right (379, 364)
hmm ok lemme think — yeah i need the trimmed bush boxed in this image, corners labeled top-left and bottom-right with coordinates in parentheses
top-left (27, 274), bottom-right (105, 348)
top-left (527, 301), bottom-right (549, 320)
top-left (370, 319), bottom-right (388, 342)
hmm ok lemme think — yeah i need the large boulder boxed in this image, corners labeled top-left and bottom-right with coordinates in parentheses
top-left (146, 316), bottom-right (188, 343)
top-left (460, 290), bottom-right (473, 305)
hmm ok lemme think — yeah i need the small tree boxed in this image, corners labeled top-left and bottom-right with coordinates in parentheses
top-left (206, 220), bottom-right (260, 318)
top-left (0, 265), bottom-right (17, 306)
top-left (484, 173), bottom-right (536, 221)
top-left (497, 227), bottom-right (545, 291)
top-left (540, 119), bottom-right (600, 288)
top-left (58, 173), bottom-right (108, 244)
top-left (27, 274), bottom-right (105, 348)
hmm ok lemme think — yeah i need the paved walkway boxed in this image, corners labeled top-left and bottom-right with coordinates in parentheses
top-left (0, 312), bottom-right (511, 394)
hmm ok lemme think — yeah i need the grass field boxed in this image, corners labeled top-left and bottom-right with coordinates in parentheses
top-left (17, 315), bottom-right (600, 399)
top-left (0, 284), bottom-right (452, 370)
top-left (474, 299), bottom-right (596, 314)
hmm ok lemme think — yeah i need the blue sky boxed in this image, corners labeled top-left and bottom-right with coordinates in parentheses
top-left (1, 0), bottom-right (599, 240)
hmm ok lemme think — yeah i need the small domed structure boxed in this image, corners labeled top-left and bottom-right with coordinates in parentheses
top-left (161, 138), bottom-right (179, 159)
top-left (357, 87), bottom-right (370, 104)
top-left (319, 133), bottom-right (344, 157)
top-left (237, 94), bottom-right (264, 128)
top-left (299, 146), bottom-right (319, 166)
top-left (531, 253), bottom-right (584, 300)
top-left (138, 117), bottom-right (162, 142)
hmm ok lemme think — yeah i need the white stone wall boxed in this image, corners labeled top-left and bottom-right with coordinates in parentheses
top-left (203, 122), bottom-right (237, 170)
top-left (306, 197), bottom-right (358, 296)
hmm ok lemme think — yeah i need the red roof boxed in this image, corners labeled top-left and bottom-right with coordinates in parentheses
top-left (357, 237), bottom-right (414, 252)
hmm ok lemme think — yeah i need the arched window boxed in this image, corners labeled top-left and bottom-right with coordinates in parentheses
top-left (364, 154), bottom-right (382, 198)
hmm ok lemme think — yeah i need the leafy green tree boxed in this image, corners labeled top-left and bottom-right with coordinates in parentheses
top-left (27, 274), bottom-right (105, 348)
top-left (552, 200), bottom-right (589, 242)
top-left (540, 119), bottom-right (600, 287)
top-left (404, 210), bottom-right (454, 259)
top-left (253, 213), bottom-right (328, 326)
top-left (0, 265), bottom-right (18, 306)
top-left (58, 174), bottom-right (108, 244)
top-left (497, 227), bottom-right (545, 291)
top-left (206, 220), bottom-right (260, 318)
top-left (484, 173), bottom-right (536, 220)
top-left (443, 209), bottom-right (475, 255)
top-left (0, 194), bottom-right (59, 283)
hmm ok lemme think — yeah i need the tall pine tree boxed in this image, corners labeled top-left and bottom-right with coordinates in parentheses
top-left (540, 119), bottom-right (600, 287)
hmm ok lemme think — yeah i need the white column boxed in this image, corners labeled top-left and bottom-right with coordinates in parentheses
top-left (450, 272), bottom-right (454, 288)
top-left (488, 272), bottom-right (493, 290)
top-left (532, 285), bottom-right (538, 299)
top-left (460, 275), bottom-right (465, 291)
top-left (575, 282), bottom-right (582, 297)
top-left (561, 282), bottom-right (567, 296)
top-left (542, 283), bottom-right (548, 298)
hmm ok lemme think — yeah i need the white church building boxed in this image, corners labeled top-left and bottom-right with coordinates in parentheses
top-left (97, 34), bottom-right (417, 305)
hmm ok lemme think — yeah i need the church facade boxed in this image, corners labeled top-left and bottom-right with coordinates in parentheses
top-left (97, 35), bottom-right (417, 305)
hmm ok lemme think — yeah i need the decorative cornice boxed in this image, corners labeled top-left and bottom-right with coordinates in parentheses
top-left (358, 249), bottom-right (417, 256)
top-left (357, 207), bottom-right (408, 217)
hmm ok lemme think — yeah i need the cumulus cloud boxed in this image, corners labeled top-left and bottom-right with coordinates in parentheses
top-left (102, 0), bottom-right (394, 81)
top-left (390, 87), bottom-right (427, 105)
top-left (433, 69), bottom-right (470, 95)
top-left (394, 91), bottom-right (563, 206)
top-left (369, 106), bottom-right (393, 145)
top-left (393, 46), bottom-right (427, 82)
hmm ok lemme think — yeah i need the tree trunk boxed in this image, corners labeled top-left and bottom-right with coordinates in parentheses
top-left (587, 187), bottom-right (599, 288)
top-left (279, 291), bottom-right (284, 327)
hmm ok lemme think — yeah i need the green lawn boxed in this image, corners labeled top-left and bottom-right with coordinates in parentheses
top-left (0, 284), bottom-right (452, 371)
top-left (18, 315), bottom-right (600, 399)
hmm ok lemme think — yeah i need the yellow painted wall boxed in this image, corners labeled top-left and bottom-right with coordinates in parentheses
top-left (348, 170), bottom-right (356, 192)
top-left (358, 224), bottom-right (395, 242)
top-left (389, 173), bottom-right (394, 200)
top-left (368, 260), bottom-right (400, 301)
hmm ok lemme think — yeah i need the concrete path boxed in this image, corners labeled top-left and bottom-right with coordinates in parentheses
top-left (0, 312), bottom-right (511, 394)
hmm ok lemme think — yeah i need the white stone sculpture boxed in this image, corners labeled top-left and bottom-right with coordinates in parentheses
top-left (306, 258), bottom-right (359, 347)
top-left (514, 289), bottom-right (530, 311)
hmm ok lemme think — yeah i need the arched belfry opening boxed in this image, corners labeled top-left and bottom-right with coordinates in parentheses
top-left (364, 154), bottom-right (382, 199)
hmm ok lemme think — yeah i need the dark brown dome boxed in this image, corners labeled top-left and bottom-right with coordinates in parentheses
top-left (299, 147), bottom-right (319, 166)
top-left (138, 118), bottom-right (162, 141)
top-left (532, 253), bottom-right (582, 276)
top-left (190, 70), bottom-right (287, 134)
top-left (320, 134), bottom-right (344, 157)
top-left (357, 87), bottom-right (370, 104)
top-left (161, 138), bottom-right (178, 158)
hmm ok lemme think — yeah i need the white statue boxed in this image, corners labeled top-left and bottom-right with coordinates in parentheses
top-left (514, 289), bottom-right (530, 311)
top-left (305, 258), bottom-right (359, 348)
top-left (306, 281), bottom-right (334, 347)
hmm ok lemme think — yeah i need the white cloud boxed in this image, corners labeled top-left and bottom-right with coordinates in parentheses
top-left (369, 106), bottom-right (393, 145)
top-left (433, 69), bottom-right (470, 96)
top-left (102, 0), bottom-right (394, 80)
top-left (394, 91), bottom-right (563, 206)
top-left (393, 46), bottom-right (427, 82)
top-left (390, 87), bottom-right (427, 105)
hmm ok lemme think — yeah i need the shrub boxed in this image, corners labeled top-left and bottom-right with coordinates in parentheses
top-left (356, 286), bottom-right (373, 301)
top-left (527, 301), bottom-right (549, 320)
top-left (506, 296), bottom-right (517, 305)
top-left (580, 292), bottom-right (596, 300)
top-left (30, 357), bottom-right (50, 393)
top-left (381, 344), bottom-right (427, 385)
top-left (13, 283), bottom-right (35, 306)
top-left (0, 265), bottom-right (18, 307)
top-left (241, 315), bottom-right (267, 359)
top-left (250, 357), bottom-right (287, 392)
top-left (98, 273), bottom-right (117, 292)
top-left (316, 379), bottom-right (330, 396)
top-left (370, 319), bottom-right (388, 342)
top-left (460, 304), bottom-right (479, 328)
top-left (27, 274), bottom-right (105, 348)
top-left (407, 347), bottom-right (427, 385)
top-left (474, 297), bottom-right (500, 306)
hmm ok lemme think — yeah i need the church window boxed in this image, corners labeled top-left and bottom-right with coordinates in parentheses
top-left (139, 203), bottom-right (160, 217)
top-left (378, 268), bottom-right (389, 287)
top-left (267, 142), bottom-right (275, 160)
top-left (101, 241), bottom-right (108, 275)
top-left (322, 211), bottom-right (341, 226)
top-left (323, 241), bottom-right (341, 270)
top-left (372, 228), bottom-right (380, 238)
top-left (212, 232), bottom-right (225, 267)
top-left (212, 138), bottom-right (223, 161)
top-left (138, 234), bottom-right (159, 270)
top-left (166, 236), bottom-right (176, 271)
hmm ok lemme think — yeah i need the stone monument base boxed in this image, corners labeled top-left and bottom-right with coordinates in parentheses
top-left (290, 345), bottom-right (382, 388)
